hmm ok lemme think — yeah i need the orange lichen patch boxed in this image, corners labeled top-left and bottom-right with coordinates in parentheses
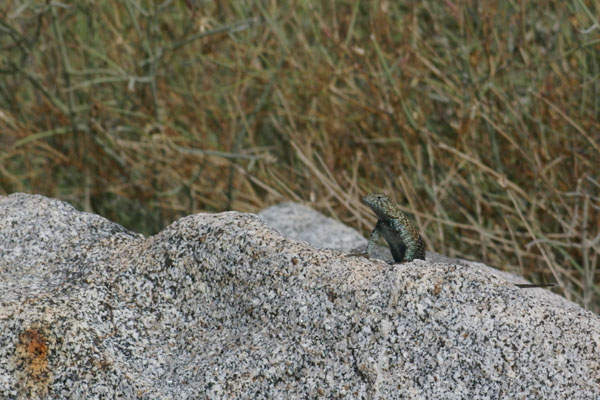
top-left (14, 326), bottom-right (53, 398)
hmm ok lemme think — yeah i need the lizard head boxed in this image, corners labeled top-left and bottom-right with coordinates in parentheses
top-left (362, 193), bottom-right (393, 219)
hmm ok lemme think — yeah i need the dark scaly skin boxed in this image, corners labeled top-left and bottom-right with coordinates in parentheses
top-left (363, 193), bottom-right (425, 263)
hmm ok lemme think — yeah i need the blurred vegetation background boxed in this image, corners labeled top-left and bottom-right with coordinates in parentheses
top-left (1, 1), bottom-right (599, 310)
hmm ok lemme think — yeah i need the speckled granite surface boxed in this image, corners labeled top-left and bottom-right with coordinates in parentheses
top-left (1, 193), bottom-right (599, 399)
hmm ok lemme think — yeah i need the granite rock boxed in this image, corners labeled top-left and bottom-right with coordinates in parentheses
top-left (258, 202), bottom-right (366, 252)
top-left (1, 193), bottom-right (599, 399)
top-left (259, 202), bottom-right (578, 310)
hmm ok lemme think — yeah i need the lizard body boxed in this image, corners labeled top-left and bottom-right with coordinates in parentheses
top-left (362, 193), bottom-right (425, 263)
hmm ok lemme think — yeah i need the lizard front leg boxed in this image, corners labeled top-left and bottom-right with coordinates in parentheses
top-left (349, 223), bottom-right (381, 260)
top-left (365, 223), bottom-right (381, 259)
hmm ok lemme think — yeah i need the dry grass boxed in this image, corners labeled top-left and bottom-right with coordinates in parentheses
top-left (1, 1), bottom-right (599, 310)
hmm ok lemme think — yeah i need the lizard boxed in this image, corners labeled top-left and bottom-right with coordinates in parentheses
top-left (358, 193), bottom-right (555, 288)
top-left (361, 193), bottom-right (425, 263)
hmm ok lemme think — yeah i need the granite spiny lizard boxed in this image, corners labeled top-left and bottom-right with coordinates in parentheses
top-left (362, 193), bottom-right (425, 263)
